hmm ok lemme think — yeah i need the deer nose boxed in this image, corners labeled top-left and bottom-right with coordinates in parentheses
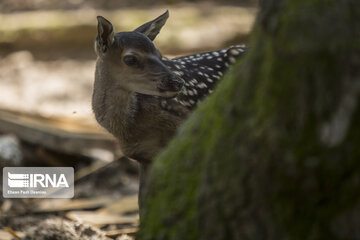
top-left (157, 75), bottom-right (184, 93)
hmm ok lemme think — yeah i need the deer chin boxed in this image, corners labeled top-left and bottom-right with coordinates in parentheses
top-left (132, 87), bottom-right (179, 98)
top-left (157, 90), bottom-right (180, 98)
top-left (156, 80), bottom-right (183, 98)
top-left (156, 85), bottom-right (181, 98)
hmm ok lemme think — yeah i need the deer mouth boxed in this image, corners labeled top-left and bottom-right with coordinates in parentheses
top-left (157, 76), bottom-right (184, 97)
top-left (159, 90), bottom-right (181, 98)
top-left (157, 86), bottom-right (180, 98)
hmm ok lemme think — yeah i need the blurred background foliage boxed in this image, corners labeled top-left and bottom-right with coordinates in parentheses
top-left (0, 0), bottom-right (258, 12)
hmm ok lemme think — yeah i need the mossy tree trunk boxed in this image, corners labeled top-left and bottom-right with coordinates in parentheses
top-left (138, 0), bottom-right (360, 239)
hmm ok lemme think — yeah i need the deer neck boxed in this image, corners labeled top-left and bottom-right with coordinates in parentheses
top-left (92, 63), bottom-right (137, 139)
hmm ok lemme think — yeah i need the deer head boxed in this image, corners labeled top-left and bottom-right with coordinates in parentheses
top-left (95, 11), bottom-right (184, 98)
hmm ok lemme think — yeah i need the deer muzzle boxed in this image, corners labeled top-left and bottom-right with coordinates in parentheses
top-left (157, 75), bottom-right (184, 97)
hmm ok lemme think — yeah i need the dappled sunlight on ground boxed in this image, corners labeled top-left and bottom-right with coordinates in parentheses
top-left (0, 51), bottom-right (96, 123)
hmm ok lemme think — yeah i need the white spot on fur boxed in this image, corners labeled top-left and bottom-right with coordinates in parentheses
top-left (184, 101), bottom-right (191, 107)
top-left (161, 100), bottom-right (167, 108)
top-left (230, 49), bottom-right (240, 55)
top-left (197, 82), bottom-right (207, 89)
top-left (191, 79), bottom-right (198, 84)
top-left (174, 70), bottom-right (184, 76)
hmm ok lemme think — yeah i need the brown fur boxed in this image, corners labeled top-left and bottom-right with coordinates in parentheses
top-left (93, 61), bottom-right (185, 162)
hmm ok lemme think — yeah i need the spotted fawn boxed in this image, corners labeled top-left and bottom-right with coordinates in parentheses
top-left (92, 10), bottom-right (246, 208)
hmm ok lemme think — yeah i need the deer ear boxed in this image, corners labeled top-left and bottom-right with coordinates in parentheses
top-left (134, 10), bottom-right (169, 41)
top-left (95, 16), bottom-right (115, 56)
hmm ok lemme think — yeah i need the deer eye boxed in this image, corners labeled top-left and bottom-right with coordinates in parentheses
top-left (123, 55), bottom-right (138, 66)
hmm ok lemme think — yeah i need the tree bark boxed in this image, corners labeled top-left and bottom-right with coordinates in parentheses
top-left (138, 0), bottom-right (360, 239)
